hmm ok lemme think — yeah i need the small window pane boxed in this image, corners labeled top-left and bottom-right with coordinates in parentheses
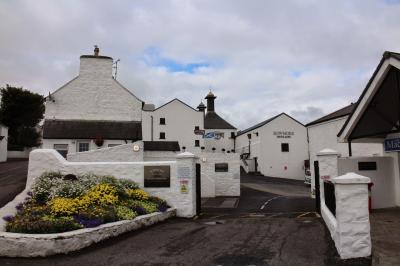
top-left (195, 140), bottom-right (200, 147)
top-left (281, 143), bottom-right (289, 152)
top-left (78, 142), bottom-right (90, 152)
top-left (160, 118), bottom-right (166, 125)
top-left (195, 126), bottom-right (200, 130)
top-left (160, 132), bottom-right (166, 139)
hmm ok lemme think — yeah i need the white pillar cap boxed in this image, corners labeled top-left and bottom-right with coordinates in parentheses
top-left (332, 172), bottom-right (371, 184)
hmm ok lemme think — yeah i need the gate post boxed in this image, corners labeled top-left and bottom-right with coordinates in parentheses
top-left (176, 152), bottom-right (197, 218)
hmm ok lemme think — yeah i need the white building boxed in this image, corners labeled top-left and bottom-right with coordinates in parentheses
top-left (337, 51), bottom-right (400, 209)
top-left (42, 47), bottom-right (143, 156)
top-left (307, 104), bottom-right (383, 197)
top-left (236, 113), bottom-right (308, 180)
top-left (142, 98), bottom-right (204, 154)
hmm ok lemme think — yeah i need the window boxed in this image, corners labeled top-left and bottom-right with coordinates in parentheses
top-left (230, 132), bottom-right (235, 138)
top-left (358, 162), bottom-right (377, 171)
top-left (78, 141), bottom-right (90, 152)
top-left (195, 126), bottom-right (200, 131)
top-left (160, 118), bottom-right (166, 125)
top-left (159, 132), bottom-right (166, 139)
top-left (215, 163), bottom-right (229, 172)
top-left (54, 144), bottom-right (68, 158)
top-left (281, 143), bottom-right (289, 152)
top-left (195, 140), bottom-right (200, 147)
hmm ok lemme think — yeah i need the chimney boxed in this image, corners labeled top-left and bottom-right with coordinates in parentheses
top-left (205, 91), bottom-right (216, 112)
top-left (94, 45), bottom-right (99, 56)
top-left (79, 46), bottom-right (113, 77)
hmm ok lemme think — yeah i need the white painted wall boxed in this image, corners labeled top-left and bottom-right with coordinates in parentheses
top-left (24, 149), bottom-right (197, 218)
top-left (236, 113), bottom-right (308, 180)
top-left (204, 129), bottom-right (236, 153)
top-left (308, 116), bottom-right (383, 196)
top-left (42, 139), bottom-right (129, 155)
top-left (67, 143), bottom-right (144, 162)
top-left (45, 57), bottom-right (142, 121)
top-left (198, 152), bottom-right (240, 197)
top-left (338, 156), bottom-right (397, 209)
top-left (142, 99), bottom-right (204, 153)
top-left (0, 126), bottom-right (8, 162)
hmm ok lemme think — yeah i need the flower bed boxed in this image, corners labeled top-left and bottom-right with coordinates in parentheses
top-left (3, 172), bottom-right (170, 234)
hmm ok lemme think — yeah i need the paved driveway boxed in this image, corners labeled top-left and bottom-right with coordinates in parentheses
top-left (0, 168), bottom-right (370, 265)
top-left (0, 159), bottom-right (28, 207)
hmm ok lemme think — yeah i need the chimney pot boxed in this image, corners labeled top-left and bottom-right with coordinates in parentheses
top-left (94, 45), bottom-right (99, 56)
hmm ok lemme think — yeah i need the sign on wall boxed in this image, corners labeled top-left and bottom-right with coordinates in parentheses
top-left (180, 180), bottom-right (189, 194)
top-left (273, 131), bottom-right (294, 139)
top-left (144, 166), bottom-right (170, 187)
top-left (204, 131), bottom-right (224, 139)
top-left (384, 138), bottom-right (400, 152)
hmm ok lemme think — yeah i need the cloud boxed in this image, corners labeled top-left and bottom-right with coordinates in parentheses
top-left (1, 0), bottom-right (400, 130)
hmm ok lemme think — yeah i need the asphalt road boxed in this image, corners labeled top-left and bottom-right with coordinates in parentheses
top-left (0, 159), bottom-right (28, 207)
top-left (0, 162), bottom-right (370, 266)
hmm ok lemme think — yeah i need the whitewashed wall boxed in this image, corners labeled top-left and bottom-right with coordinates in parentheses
top-left (236, 114), bottom-right (308, 180)
top-left (142, 99), bottom-right (204, 154)
top-left (308, 116), bottom-right (383, 196)
top-left (24, 149), bottom-right (197, 218)
top-left (338, 156), bottom-right (396, 209)
top-left (45, 57), bottom-right (142, 121)
top-left (67, 143), bottom-right (143, 162)
top-left (198, 152), bottom-right (240, 197)
top-left (204, 129), bottom-right (236, 153)
top-left (0, 126), bottom-right (8, 162)
top-left (42, 139), bottom-right (129, 155)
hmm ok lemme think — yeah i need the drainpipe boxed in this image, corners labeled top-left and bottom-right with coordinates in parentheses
top-left (151, 116), bottom-right (154, 141)
top-left (348, 140), bottom-right (352, 157)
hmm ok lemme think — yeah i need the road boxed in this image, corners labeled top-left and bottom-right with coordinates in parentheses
top-left (0, 163), bottom-right (370, 265)
top-left (0, 159), bottom-right (28, 207)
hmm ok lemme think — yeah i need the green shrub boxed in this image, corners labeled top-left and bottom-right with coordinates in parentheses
top-left (6, 216), bottom-right (82, 234)
top-left (115, 205), bottom-right (137, 220)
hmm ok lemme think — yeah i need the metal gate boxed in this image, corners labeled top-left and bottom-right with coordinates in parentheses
top-left (196, 163), bottom-right (201, 215)
top-left (314, 161), bottom-right (321, 214)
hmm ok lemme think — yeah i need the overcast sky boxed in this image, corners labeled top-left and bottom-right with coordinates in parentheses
top-left (1, 0), bottom-right (400, 129)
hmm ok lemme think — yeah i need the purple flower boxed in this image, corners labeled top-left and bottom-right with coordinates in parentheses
top-left (133, 207), bottom-right (146, 215)
top-left (158, 205), bottom-right (168, 213)
top-left (73, 216), bottom-right (103, 228)
top-left (27, 191), bottom-right (33, 197)
top-left (15, 203), bottom-right (24, 212)
top-left (2, 215), bottom-right (14, 222)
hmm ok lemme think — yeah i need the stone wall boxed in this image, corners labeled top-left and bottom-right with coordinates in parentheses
top-left (317, 150), bottom-right (371, 259)
top-left (0, 209), bottom-right (175, 257)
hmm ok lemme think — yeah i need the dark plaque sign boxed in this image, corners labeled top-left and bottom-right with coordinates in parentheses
top-left (144, 166), bottom-right (171, 187)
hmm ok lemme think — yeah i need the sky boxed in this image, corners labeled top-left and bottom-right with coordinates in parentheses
top-left (1, 0), bottom-right (400, 130)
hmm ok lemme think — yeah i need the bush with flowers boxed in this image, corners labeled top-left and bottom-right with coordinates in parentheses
top-left (3, 172), bottom-right (170, 234)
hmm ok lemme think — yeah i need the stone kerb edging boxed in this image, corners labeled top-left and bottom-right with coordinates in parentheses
top-left (0, 208), bottom-right (176, 257)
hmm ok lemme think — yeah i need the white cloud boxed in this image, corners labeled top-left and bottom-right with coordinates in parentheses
top-left (1, 0), bottom-right (400, 129)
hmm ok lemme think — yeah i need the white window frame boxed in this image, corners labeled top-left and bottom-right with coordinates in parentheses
top-left (77, 140), bottom-right (90, 152)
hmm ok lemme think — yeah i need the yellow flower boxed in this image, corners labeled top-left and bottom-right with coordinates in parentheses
top-left (127, 189), bottom-right (148, 201)
top-left (49, 197), bottom-right (79, 216)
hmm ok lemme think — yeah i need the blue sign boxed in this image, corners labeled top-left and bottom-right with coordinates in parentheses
top-left (384, 138), bottom-right (400, 152)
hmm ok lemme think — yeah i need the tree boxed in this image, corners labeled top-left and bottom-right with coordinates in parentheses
top-left (0, 85), bottom-right (45, 150)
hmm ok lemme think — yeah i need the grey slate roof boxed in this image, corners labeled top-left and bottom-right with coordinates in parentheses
top-left (306, 104), bottom-right (355, 127)
top-left (43, 120), bottom-right (142, 140)
top-left (237, 113), bottom-right (304, 136)
top-left (143, 141), bottom-right (180, 151)
top-left (204, 111), bottom-right (236, 129)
